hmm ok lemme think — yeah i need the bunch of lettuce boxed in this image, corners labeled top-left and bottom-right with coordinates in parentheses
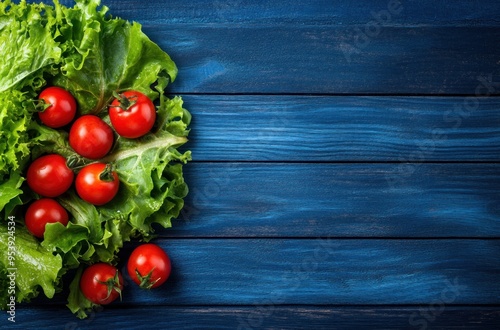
top-left (0, 0), bottom-right (191, 317)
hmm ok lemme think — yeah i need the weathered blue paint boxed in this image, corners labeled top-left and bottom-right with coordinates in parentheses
top-left (150, 26), bottom-right (500, 94)
top-left (25, 239), bottom-right (500, 306)
top-left (13, 0), bottom-right (500, 328)
top-left (104, 0), bottom-right (500, 27)
top-left (180, 95), bottom-right (500, 161)
top-left (165, 163), bottom-right (500, 238)
top-left (12, 306), bottom-right (500, 330)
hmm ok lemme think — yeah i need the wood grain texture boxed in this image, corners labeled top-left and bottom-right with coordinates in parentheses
top-left (12, 1), bottom-right (500, 328)
top-left (161, 163), bottom-right (500, 238)
top-left (51, 1), bottom-right (500, 94)
top-left (13, 306), bottom-right (500, 330)
top-left (29, 238), bottom-right (500, 306)
top-left (181, 95), bottom-right (500, 161)
top-left (102, 0), bottom-right (500, 26)
top-left (147, 26), bottom-right (500, 95)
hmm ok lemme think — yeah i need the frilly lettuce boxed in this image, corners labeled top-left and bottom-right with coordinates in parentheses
top-left (52, 0), bottom-right (177, 114)
top-left (0, 0), bottom-right (191, 317)
top-left (0, 225), bottom-right (63, 306)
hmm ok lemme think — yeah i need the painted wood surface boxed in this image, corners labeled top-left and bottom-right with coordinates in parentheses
top-left (105, 0), bottom-right (500, 26)
top-left (149, 26), bottom-right (500, 95)
top-left (66, 0), bottom-right (500, 95)
top-left (180, 95), bottom-right (500, 161)
top-left (28, 238), bottom-right (500, 306)
top-left (15, 0), bottom-right (500, 329)
top-left (13, 307), bottom-right (500, 330)
top-left (167, 163), bottom-right (500, 238)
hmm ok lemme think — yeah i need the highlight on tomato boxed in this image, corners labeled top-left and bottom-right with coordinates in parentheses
top-left (25, 198), bottom-right (69, 238)
top-left (127, 243), bottom-right (172, 289)
top-left (75, 162), bottom-right (120, 206)
top-left (109, 90), bottom-right (156, 139)
top-left (69, 115), bottom-right (114, 159)
top-left (38, 86), bottom-right (77, 128)
top-left (26, 154), bottom-right (74, 197)
top-left (80, 263), bottom-right (123, 305)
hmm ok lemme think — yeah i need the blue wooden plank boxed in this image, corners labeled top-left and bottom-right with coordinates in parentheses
top-left (25, 1), bottom-right (500, 94)
top-left (10, 306), bottom-right (500, 330)
top-left (163, 163), bottom-right (500, 238)
top-left (145, 26), bottom-right (500, 94)
top-left (180, 95), bottom-right (500, 161)
top-left (27, 239), bottom-right (500, 305)
top-left (12, 2), bottom-right (500, 329)
top-left (102, 0), bottom-right (500, 26)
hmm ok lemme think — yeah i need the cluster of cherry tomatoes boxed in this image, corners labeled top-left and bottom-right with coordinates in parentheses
top-left (81, 243), bottom-right (172, 305)
top-left (24, 86), bottom-right (171, 305)
top-left (25, 86), bottom-right (156, 237)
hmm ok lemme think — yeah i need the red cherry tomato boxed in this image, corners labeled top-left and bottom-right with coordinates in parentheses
top-left (75, 163), bottom-right (119, 205)
top-left (38, 87), bottom-right (77, 128)
top-left (127, 243), bottom-right (171, 289)
top-left (109, 90), bottom-right (156, 139)
top-left (26, 154), bottom-right (74, 197)
top-left (80, 263), bottom-right (123, 305)
top-left (25, 198), bottom-right (69, 238)
top-left (69, 115), bottom-right (114, 159)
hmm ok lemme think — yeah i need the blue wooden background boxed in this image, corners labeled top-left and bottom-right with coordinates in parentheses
top-left (8, 0), bottom-right (500, 329)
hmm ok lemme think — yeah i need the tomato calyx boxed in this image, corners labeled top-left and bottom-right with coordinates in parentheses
top-left (66, 155), bottom-right (95, 173)
top-left (112, 91), bottom-right (137, 111)
top-left (33, 99), bottom-right (51, 112)
top-left (66, 155), bottom-right (85, 170)
top-left (134, 267), bottom-right (160, 289)
top-left (98, 163), bottom-right (117, 182)
top-left (96, 270), bottom-right (123, 303)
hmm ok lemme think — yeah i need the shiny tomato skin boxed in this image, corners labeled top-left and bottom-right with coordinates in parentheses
top-left (80, 263), bottom-right (123, 305)
top-left (25, 198), bottom-right (69, 238)
top-left (26, 154), bottom-right (74, 197)
top-left (69, 115), bottom-right (114, 159)
top-left (75, 163), bottom-right (119, 205)
top-left (38, 87), bottom-right (77, 128)
top-left (109, 90), bottom-right (156, 139)
top-left (127, 243), bottom-right (171, 289)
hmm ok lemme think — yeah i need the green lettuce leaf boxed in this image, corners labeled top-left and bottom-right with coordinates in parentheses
top-left (0, 0), bottom-right (61, 92)
top-left (0, 0), bottom-right (191, 318)
top-left (41, 94), bottom-right (190, 319)
top-left (0, 0), bottom-right (61, 216)
top-left (0, 91), bottom-right (31, 180)
top-left (41, 93), bottom-right (191, 263)
top-left (66, 266), bottom-right (96, 319)
top-left (0, 173), bottom-right (23, 212)
top-left (52, 0), bottom-right (178, 114)
top-left (0, 224), bottom-right (62, 307)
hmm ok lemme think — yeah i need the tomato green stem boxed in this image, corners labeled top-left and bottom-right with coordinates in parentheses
top-left (135, 268), bottom-right (160, 289)
top-left (112, 91), bottom-right (137, 111)
top-left (99, 163), bottom-right (116, 182)
top-left (96, 270), bottom-right (122, 303)
top-left (32, 99), bottom-right (51, 112)
top-left (66, 155), bottom-right (86, 171)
